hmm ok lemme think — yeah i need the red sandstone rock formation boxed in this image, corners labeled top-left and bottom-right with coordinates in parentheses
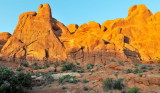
top-left (1, 4), bottom-right (67, 61)
top-left (1, 4), bottom-right (160, 63)
top-left (0, 32), bottom-right (11, 51)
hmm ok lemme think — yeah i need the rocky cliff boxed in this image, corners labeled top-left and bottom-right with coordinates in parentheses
top-left (1, 4), bottom-right (160, 63)
top-left (1, 4), bottom-right (68, 61)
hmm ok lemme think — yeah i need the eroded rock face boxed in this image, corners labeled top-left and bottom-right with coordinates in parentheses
top-left (0, 32), bottom-right (11, 51)
top-left (67, 24), bottom-right (78, 34)
top-left (1, 4), bottom-right (66, 61)
top-left (62, 4), bottom-right (160, 63)
top-left (2, 4), bottom-right (160, 63)
top-left (101, 4), bottom-right (160, 61)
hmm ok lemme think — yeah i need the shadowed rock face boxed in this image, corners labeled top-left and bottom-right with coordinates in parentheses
top-left (0, 32), bottom-right (11, 51)
top-left (1, 4), bottom-right (160, 63)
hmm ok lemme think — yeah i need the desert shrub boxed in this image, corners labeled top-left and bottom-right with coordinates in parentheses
top-left (110, 58), bottom-right (116, 62)
top-left (83, 79), bottom-right (90, 83)
top-left (0, 67), bottom-right (32, 93)
top-left (53, 61), bottom-right (59, 68)
top-left (118, 61), bottom-right (124, 66)
top-left (138, 73), bottom-right (143, 77)
top-left (58, 75), bottom-right (79, 84)
top-left (133, 62), bottom-right (141, 66)
top-left (42, 63), bottom-right (50, 69)
top-left (34, 65), bottom-right (42, 70)
top-left (76, 62), bottom-right (80, 65)
top-left (140, 65), bottom-right (148, 69)
top-left (83, 86), bottom-right (89, 91)
top-left (20, 62), bottom-right (29, 67)
top-left (103, 78), bottom-right (114, 91)
top-left (123, 68), bottom-right (133, 74)
top-left (42, 73), bottom-right (54, 85)
top-left (16, 67), bottom-right (24, 72)
top-left (113, 79), bottom-right (124, 90)
top-left (89, 90), bottom-right (95, 93)
top-left (103, 78), bottom-right (124, 91)
top-left (61, 62), bottom-right (76, 71)
top-left (133, 68), bottom-right (143, 74)
top-left (32, 72), bottom-right (55, 86)
top-left (77, 69), bottom-right (85, 73)
top-left (86, 64), bottom-right (94, 69)
top-left (127, 87), bottom-right (141, 93)
top-left (147, 65), bottom-right (154, 70)
top-left (32, 63), bottom-right (50, 70)
top-left (16, 72), bottom-right (32, 87)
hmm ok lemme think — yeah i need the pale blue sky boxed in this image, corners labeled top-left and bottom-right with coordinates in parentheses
top-left (0, 0), bottom-right (160, 33)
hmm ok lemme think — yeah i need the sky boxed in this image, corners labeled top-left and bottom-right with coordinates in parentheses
top-left (0, 0), bottom-right (160, 33)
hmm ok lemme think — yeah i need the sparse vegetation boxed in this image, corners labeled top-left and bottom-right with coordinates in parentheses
top-left (16, 67), bottom-right (24, 72)
top-left (123, 68), bottom-right (133, 74)
top-left (61, 62), bottom-right (76, 71)
top-left (53, 61), bottom-right (59, 72)
top-left (20, 62), bottom-right (29, 67)
top-left (42, 73), bottom-right (54, 85)
top-left (127, 87), bottom-right (141, 93)
top-left (133, 68), bottom-right (143, 74)
top-left (103, 78), bottom-right (114, 91)
top-left (86, 64), bottom-right (94, 69)
top-left (77, 69), bottom-right (85, 73)
top-left (110, 58), bottom-right (116, 62)
top-left (140, 64), bottom-right (148, 69)
top-left (118, 61), bottom-right (124, 66)
top-left (138, 73), bottom-right (143, 77)
top-left (102, 78), bottom-right (124, 91)
top-left (133, 62), bottom-right (141, 66)
top-left (58, 75), bottom-right (79, 84)
top-left (83, 79), bottom-right (90, 83)
top-left (32, 63), bottom-right (50, 70)
top-left (83, 86), bottom-right (89, 91)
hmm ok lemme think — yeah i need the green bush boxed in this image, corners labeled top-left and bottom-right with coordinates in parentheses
top-left (118, 61), bottom-right (124, 66)
top-left (140, 65), bottom-right (148, 69)
top-left (133, 68), bottom-right (143, 74)
top-left (113, 79), bottom-right (124, 90)
top-left (127, 87), bottom-right (141, 93)
top-left (103, 78), bottom-right (114, 91)
top-left (123, 68), bottom-right (133, 74)
top-left (32, 63), bottom-right (50, 70)
top-left (58, 75), bottom-right (79, 84)
top-left (86, 64), bottom-right (94, 69)
top-left (77, 69), bottom-right (85, 73)
top-left (16, 67), bottom-right (24, 72)
top-left (102, 78), bottom-right (124, 91)
top-left (83, 79), bottom-right (90, 83)
top-left (83, 86), bottom-right (89, 91)
top-left (110, 58), bottom-right (116, 62)
top-left (42, 73), bottom-right (54, 85)
top-left (0, 67), bottom-right (32, 93)
top-left (42, 63), bottom-right (50, 69)
top-left (133, 62), bottom-right (141, 66)
top-left (20, 62), bottom-right (29, 67)
top-left (16, 72), bottom-right (32, 87)
top-left (61, 62), bottom-right (76, 71)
